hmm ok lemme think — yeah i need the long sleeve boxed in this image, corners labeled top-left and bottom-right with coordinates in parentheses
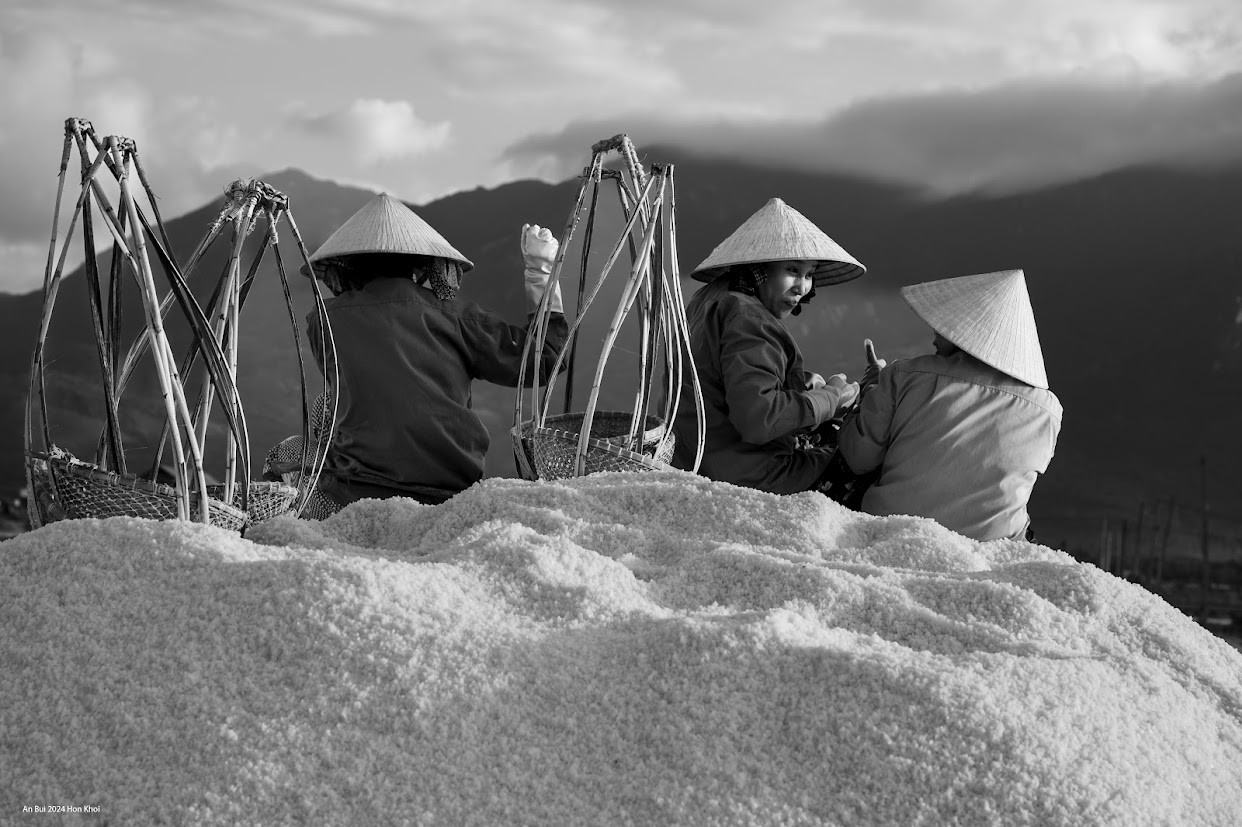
top-left (837, 363), bottom-right (897, 474)
top-left (719, 310), bottom-right (838, 445)
top-left (464, 310), bottom-right (569, 388)
top-left (306, 310), bottom-right (329, 377)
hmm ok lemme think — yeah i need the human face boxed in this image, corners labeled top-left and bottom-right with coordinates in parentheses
top-left (755, 260), bottom-right (816, 319)
top-left (932, 331), bottom-right (960, 356)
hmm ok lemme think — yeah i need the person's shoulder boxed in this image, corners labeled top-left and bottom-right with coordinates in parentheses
top-left (892, 354), bottom-right (942, 372)
top-left (1029, 386), bottom-right (1064, 419)
top-left (883, 353), bottom-right (945, 380)
top-left (438, 295), bottom-right (510, 329)
top-left (715, 291), bottom-right (777, 326)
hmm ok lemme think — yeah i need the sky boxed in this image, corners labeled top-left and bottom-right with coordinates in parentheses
top-left (3, 0), bottom-right (1242, 293)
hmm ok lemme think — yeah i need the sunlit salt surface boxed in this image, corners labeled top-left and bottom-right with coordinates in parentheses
top-left (4, 471), bottom-right (1241, 825)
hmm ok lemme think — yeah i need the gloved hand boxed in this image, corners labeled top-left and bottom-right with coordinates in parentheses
top-left (805, 371), bottom-right (826, 390)
top-left (859, 338), bottom-right (887, 394)
top-left (521, 223), bottom-right (563, 314)
top-left (806, 373), bottom-right (860, 423)
top-left (825, 372), bottom-right (860, 413)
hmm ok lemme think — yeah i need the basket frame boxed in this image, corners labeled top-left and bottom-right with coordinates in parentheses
top-left (511, 135), bottom-right (704, 480)
top-left (24, 118), bottom-right (337, 530)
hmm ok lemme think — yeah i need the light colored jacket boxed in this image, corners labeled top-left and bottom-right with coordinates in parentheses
top-left (837, 351), bottom-right (1062, 541)
top-left (671, 285), bottom-right (847, 494)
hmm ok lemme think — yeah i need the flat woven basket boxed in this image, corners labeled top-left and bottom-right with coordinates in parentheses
top-left (28, 449), bottom-right (298, 531)
top-left (522, 411), bottom-right (674, 481)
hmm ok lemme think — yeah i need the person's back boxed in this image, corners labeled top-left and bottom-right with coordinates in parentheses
top-left (835, 268), bottom-right (1062, 542)
top-left (267, 193), bottom-right (565, 516)
top-left (839, 350), bottom-right (1061, 540)
top-left (318, 276), bottom-right (537, 497)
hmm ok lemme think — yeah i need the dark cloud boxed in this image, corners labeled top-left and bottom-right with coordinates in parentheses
top-left (500, 73), bottom-right (1242, 195)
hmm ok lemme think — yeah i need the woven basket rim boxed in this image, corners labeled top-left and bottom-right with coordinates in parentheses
top-left (528, 425), bottom-right (673, 471)
top-left (28, 449), bottom-right (265, 523)
top-left (517, 411), bottom-right (666, 442)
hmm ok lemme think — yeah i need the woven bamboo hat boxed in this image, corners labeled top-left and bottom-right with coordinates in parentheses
top-left (901, 269), bottom-right (1049, 389)
top-left (302, 192), bottom-right (473, 277)
top-left (690, 197), bottom-right (865, 287)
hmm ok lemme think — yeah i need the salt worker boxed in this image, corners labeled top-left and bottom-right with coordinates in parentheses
top-left (670, 197), bottom-right (871, 494)
top-left (836, 269), bottom-right (1063, 541)
top-left (266, 192), bottom-right (566, 517)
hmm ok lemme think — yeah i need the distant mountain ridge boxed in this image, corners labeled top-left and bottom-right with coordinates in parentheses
top-left (3, 153), bottom-right (1240, 550)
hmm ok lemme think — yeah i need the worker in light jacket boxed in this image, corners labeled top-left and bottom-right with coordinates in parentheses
top-left (837, 269), bottom-right (1063, 541)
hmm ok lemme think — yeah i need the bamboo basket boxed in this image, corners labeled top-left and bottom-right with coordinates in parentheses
top-left (26, 449), bottom-right (299, 531)
top-left (511, 135), bottom-right (704, 481)
top-left (25, 118), bottom-right (336, 531)
top-left (515, 412), bottom-right (674, 481)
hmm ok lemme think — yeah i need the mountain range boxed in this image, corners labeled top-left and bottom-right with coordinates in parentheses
top-left (2, 148), bottom-right (1240, 551)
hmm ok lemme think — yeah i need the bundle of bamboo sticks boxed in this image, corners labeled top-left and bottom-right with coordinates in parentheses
top-left (512, 134), bottom-right (704, 479)
top-left (25, 117), bottom-right (336, 529)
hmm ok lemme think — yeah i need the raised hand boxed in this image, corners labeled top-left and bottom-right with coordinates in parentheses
top-left (860, 338), bottom-right (887, 392)
top-left (521, 223), bottom-right (563, 314)
top-left (521, 223), bottom-right (558, 269)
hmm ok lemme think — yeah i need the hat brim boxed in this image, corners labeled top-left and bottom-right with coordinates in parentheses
top-left (690, 258), bottom-right (866, 288)
top-left (299, 251), bottom-right (472, 281)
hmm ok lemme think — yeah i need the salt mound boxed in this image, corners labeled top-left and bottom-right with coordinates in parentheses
top-left (3, 470), bottom-right (1241, 825)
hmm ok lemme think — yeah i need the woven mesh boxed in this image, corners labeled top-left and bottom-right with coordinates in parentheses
top-left (265, 435), bottom-right (310, 480)
top-left (26, 451), bottom-right (300, 531)
top-left (207, 482), bottom-right (300, 524)
top-left (288, 488), bottom-right (342, 521)
top-left (519, 411), bottom-right (674, 481)
top-left (261, 395), bottom-right (345, 520)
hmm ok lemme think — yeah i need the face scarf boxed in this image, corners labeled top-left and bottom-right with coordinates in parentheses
top-left (318, 255), bottom-right (463, 300)
top-left (412, 256), bottom-right (463, 302)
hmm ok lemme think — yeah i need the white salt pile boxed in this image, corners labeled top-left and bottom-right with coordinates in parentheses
top-left (3, 470), bottom-right (1241, 825)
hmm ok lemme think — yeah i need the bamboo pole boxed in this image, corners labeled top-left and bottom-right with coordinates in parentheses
top-left (536, 173), bottom-right (659, 425)
top-left (518, 154), bottom-right (601, 433)
top-left (268, 210), bottom-right (315, 505)
top-left (77, 137), bottom-right (126, 472)
top-left (137, 208), bottom-right (253, 502)
top-left (112, 139), bottom-right (209, 521)
top-left (562, 166), bottom-right (604, 415)
top-left (576, 172), bottom-right (666, 475)
top-left (662, 168), bottom-right (705, 471)
top-left (29, 139), bottom-right (111, 449)
top-left (224, 233), bottom-right (243, 503)
top-left (111, 195), bottom-right (234, 400)
top-left (194, 194), bottom-right (257, 503)
top-left (280, 208), bottom-right (339, 515)
top-left (24, 121), bottom-right (82, 518)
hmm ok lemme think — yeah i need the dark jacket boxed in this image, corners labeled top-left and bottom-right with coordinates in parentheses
top-left (308, 277), bottom-right (567, 503)
top-left (671, 283), bottom-right (847, 494)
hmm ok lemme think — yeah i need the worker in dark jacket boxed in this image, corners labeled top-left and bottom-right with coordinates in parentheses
top-left (671, 198), bottom-right (870, 494)
top-left (266, 192), bottom-right (566, 517)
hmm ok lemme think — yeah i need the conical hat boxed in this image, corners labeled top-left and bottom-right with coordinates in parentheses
top-left (901, 269), bottom-right (1049, 389)
top-left (303, 192), bottom-right (473, 276)
top-left (690, 197), bottom-right (865, 287)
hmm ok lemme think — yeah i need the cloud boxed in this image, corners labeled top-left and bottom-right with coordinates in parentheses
top-left (499, 72), bottom-right (1242, 196)
top-left (0, 29), bottom-right (258, 294)
top-left (284, 99), bottom-right (451, 165)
